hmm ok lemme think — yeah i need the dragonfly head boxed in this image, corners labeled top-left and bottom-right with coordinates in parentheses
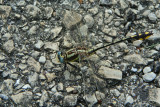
top-left (57, 51), bottom-right (64, 63)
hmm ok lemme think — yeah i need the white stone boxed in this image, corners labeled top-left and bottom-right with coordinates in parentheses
top-left (148, 13), bottom-right (157, 21)
top-left (143, 66), bottom-right (151, 74)
top-left (35, 40), bottom-right (44, 49)
top-left (98, 66), bottom-right (122, 80)
top-left (39, 56), bottom-right (46, 63)
top-left (124, 54), bottom-right (147, 65)
top-left (125, 95), bottom-right (134, 105)
top-left (22, 84), bottom-right (31, 89)
top-left (143, 72), bottom-right (156, 82)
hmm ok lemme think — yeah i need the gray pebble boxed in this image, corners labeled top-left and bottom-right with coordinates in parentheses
top-left (99, 0), bottom-right (113, 6)
top-left (2, 71), bottom-right (11, 77)
top-left (3, 40), bottom-right (14, 53)
top-left (84, 14), bottom-right (94, 28)
top-left (63, 10), bottom-right (82, 29)
top-left (143, 10), bottom-right (151, 17)
top-left (26, 5), bottom-right (41, 19)
top-left (98, 66), bottom-right (122, 80)
top-left (11, 91), bottom-right (33, 104)
top-left (155, 44), bottom-right (160, 50)
top-left (10, 74), bottom-right (18, 79)
top-left (50, 26), bottom-right (62, 39)
top-left (148, 13), bottom-right (157, 21)
top-left (0, 94), bottom-right (9, 100)
top-left (155, 10), bottom-right (160, 18)
top-left (17, 0), bottom-right (26, 6)
top-left (114, 21), bottom-right (120, 27)
top-left (2, 33), bottom-right (11, 40)
top-left (28, 26), bottom-right (38, 35)
top-left (28, 72), bottom-right (38, 87)
top-left (14, 79), bottom-right (20, 87)
top-left (88, 7), bottom-right (98, 15)
top-left (80, 25), bottom-right (88, 36)
top-left (133, 40), bottom-right (143, 47)
top-left (39, 90), bottom-right (48, 107)
top-left (0, 5), bottom-right (11, 19)
top-left (44, 7), bottom-right (53, 19)
top-left (63, 95), bottom-right (77, 106)
top-left (57, 83), bottom-right (63, 91)
top-left (84, 94), bottom-right (97, 106)
top-left (111, 89), bottom-right (120, 97)
top-left (44, 60), bottom-right (53, 69)
top-left (124, 54), bottom-right (147, 65)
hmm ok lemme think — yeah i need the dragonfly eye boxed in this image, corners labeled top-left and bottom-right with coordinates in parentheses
top-left (57, 51), bottom-right (64, 63)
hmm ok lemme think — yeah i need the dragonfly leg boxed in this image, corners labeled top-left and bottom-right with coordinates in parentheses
top-left (67, 62), bottom-right (81, 71)
top-left (64, 63), bottom-right (67, 71)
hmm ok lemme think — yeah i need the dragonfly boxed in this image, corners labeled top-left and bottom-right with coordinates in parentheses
top-left (56, 30), bottom-right (153, 106)
top-left (56, 8), bottom-right (154, 106)
top-left (57, 31), bottom-right (153, 65)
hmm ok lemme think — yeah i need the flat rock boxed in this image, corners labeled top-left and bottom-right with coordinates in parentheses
top-left (57, 83), bottom-right (63, 91)
top-left (102, 28), bottom-right (117, 37)
top-left (0, 94), bottom-right (9, 100)
top-left (0, 5), bottom-right (11, 19)
top-left (119, 0), bottom-right (128, 9)
top-left (44, 60), bottom-right (53, 69)
top-left (80, 25), bottom-right (88, 36)
top-left (27, 57), bottom-right (41, 72)
top-left (28, 72), bottom-right (38, 87)
top-left (99, 0), bottom-right (113, 6)
top-left (39, 90), bottom-right (49, 106)
top-left (149, 88), bottom-right (160, 106)
top-left (148, 13), bottom-right (157, 21)
top-left (84, 14), bottom-right (94, 28)
top-left (0, 79), bottom-right (14, 94)
top-left (63, 10), bottom-right (82, 29)
top-left (95, 91), bottom-right (105, 101)
top-left (45, 72), bottom-right (56, 82)
top-left (98, 66), bottom-right (122, 80)
top-left (63, 95), bottom-right (78, 106)
top-left (22, 84), bottom-right (31, 89)
top-left (0, 54), bottom-right (6, 61)
top-left (84, 94), bottom-right (97, 106)
top-left (50, 26), bottom-right (62, 39)
top-left (3, 40), bottom-right (14, 53)
top-left (124, 54), bottom-right (147, 65)
top-left (44, 7), bottom-right (53, 19)
top-left (44, 42), bottom-right (59, 51)
top-left (26, 5), bottom-right (41, 19)
top-left (11, 91), bottom-right (33, 104)
top-left (35, 40), bottom-right (44, 49)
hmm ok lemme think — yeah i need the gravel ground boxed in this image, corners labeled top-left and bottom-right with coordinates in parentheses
top-left (0, 0), bottom-right (160, 107)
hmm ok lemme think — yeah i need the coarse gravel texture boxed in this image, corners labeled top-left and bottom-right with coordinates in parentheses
top-left (0, 0), bottom-right (160, 107)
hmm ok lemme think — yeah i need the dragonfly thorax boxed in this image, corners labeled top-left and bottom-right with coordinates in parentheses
top-left (57, 47), bottom-right (94, 63)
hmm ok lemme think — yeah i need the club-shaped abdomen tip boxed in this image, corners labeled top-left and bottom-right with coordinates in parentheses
top-left (57, 51), bottom-right (64, 63)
